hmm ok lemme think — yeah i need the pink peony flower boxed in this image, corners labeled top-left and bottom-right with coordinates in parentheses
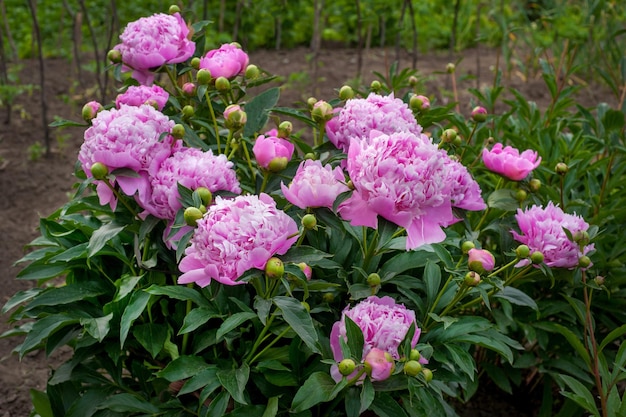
top-left (468, 248), bottom-right (496, 273)
top-left (142, 147), bottom-right (241, 221)
top-left (253, 129), bottom-right (294, 170)
top-left (199, 43), bottom-right (249, 79)
top-left (325, 92), bottom-right (426, 153)
top-left (281, 160), bottom-right (349, 209)
top-left (178, 194), bottom-right (298, 287)
top-left (330, 296), bottom-right (423, 382)
top-left (78, 104), bottom-right (176, 210)
top-left (115, 85), bottom-right (169, 111)
top-left (443, 154), bottom-right (486, 212)
top-left (363, 348), bottom-right (394, 381)
top-left (511, 202), bottom-right (594, 269)
top-left (114, 13), bottom-right (195, 85)
top-left (340, 130), bottom-right (455, 250)
top-left (482, 143), bottom-right (541, 181)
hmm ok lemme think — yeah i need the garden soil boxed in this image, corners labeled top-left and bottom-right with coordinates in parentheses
top-left (0, 46), bottom-right (616, 416)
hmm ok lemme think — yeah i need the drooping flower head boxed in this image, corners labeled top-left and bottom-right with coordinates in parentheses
top-left (78, 104), bottom-right (176, 210)
top-left (142, 147), bottom-right (241, 220)
top-left (482, 143), bottom-right (541, 181)
top-left (178, 194), bottom-right (298, 287)
top-left (199, 43), bottom-right (249, 79)
top-left (115, 85), bottom-right (169, 111)
top-left (340, 130), bottom-right (455, 250)
top-left (511, 202), bottom-right (594, 269)
top-left (281, 160), bottom-right (349, 209)
top-left (330, 296), bottom-right (423, 382)
top-left (114, 13), bottom-right (195, 84)
top-left (253, 129), bottom-right (294, 171)
top-left (325, 92), bottom-right (426, 153)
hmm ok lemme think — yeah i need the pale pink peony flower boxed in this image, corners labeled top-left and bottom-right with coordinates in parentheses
top-left (443, 153), bottom-right (486, 212)
top-left (178, 194), bottom-right (298, 287)
top-left (78, 104), bottom-right (176, 210)
top-left (340, 130), bottom-right (455, 250)
top-left (482, 143), bottom-right (541, 181)
top-left (325, 92), bottom-right (426, 153)
top-left (114, 13), bottom-right (195, 85)
top-left (253, 129), bottom-right (294, 170)
top-left (142, 147), bottom-right (241, 220)
top-left (115, 85), bottom-right (169, 110)
top-left (468, 248), bottom-right (496, 273)
top-left (199, 43), bottom-right (249, 79)
top-left (330, 296), bottom-right (423, 382)
top-left (511, 202), bottom-right (594, 269)
top-left (281, 160), bottom-right (349, 209)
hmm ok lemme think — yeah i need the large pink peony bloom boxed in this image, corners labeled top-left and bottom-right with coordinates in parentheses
top-left (199, 43), bottom-right (249, 79)
top-left (340, 130), bottom-right (455, 250)
top-left (115, 85), bottom-right (169, 111)
top-left (178, 194), bottom-right (298, 287)
top-left (330, 296), bottom-right (423, 382)
top-left (253, 129), bottom-right (294, 170)
top-left (142, 147), bottom-right (241, 220)
top-left (325, 93), bottom-right (426, 153)
top-left (114, 13), bottom-right (195, 85)
top-left (443, 153), bottom-right (486, 212)
top-left (281, 160), bottom-right (349, 209)
top-left (482, 143), bottom-right (541, 181)
top-left (78, 104), bottom-right (176, 210)
top-left (511, 202), bottom-right (594, 269)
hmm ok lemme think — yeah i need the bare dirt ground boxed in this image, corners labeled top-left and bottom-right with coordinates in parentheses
top-left (0, 45), bottom-right (616, 416)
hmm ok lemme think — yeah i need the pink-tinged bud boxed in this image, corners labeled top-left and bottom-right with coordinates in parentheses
top-left (468, 248), bottom-right (495, 273)
top-left (182, 82), bottom-right (196, 96)
top-left (471, 106), bottom-right (488, 122)
top-left (265, 257), bottom-right (284, 279)
top-left (107, 49), bottom-right (122, 64)
top-left (224, 104), bottom-right (247, 129)
top-left (408, 76), bottom-right (419, 87)
top-left (464, 271), bottom-right (481, 287)
top-left (298, 262), bottom-right (312, 280)
top-left (277, 121), bottom-right (293, 138)
top-left (253, 129), bottom-right (294, 170)
top-left (410, 94), bottom-right (430, 112)
top-left (594, 276), bottom-right (605, 286)
top-left (338, 359), bottom-right (356, 376)
top-left (184, 207), bottom-right (203, 226)
top-left (245, 64), bottom-right (260, 79)
top-left (311, 100), bottom-right (334, 123)
top-left (82, 101), bottom-right (103, 122)
top-left (268, 157), bottom-right (288, 173)
top-left (364, 348), bottom-right (394, 381)
top-left (196, 68), bottom-right (211, 85)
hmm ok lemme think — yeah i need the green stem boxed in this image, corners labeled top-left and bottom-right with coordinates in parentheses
top-left (224, 129), bottom-right (234, 156)
top-left (248, 326), bottom-right (291, 365)
top-left (244, 314), bottom-right (276, 364)
top-left (259, 171), bottom-right (270, 194)
top-left (315, 122), bottom-right (326, 147)
top-left (164, 65), bottom-right (183, 95)
top-left (204, 89), bottom-right (221, 153)
top-left (241, 137), bottom-right (256, 177)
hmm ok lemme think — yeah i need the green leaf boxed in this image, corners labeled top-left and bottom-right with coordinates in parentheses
top-left (178, 366), bottom-right (219, 396)
top-left (369, 392), bottom-right (409, 417)
top-left (291, 372), bottom-right (346, 412)
top-left (280, 245), bottom-right (331, 265)
top-left (20, 314), bottom-right (78, 358)
top-left (30, 389), bottom-right (53, 417)
top-left (423, 260), bottom-right (441, 311)
top-left (17, 263), bottom-right (69, 280)
top-left (558, 374), bottom-right (601, 417)
top-left (262, 396), bottom-right (279, 417)
top-left (534, 322), bottom-right (591, 369)
top-left (113, 275), bottom-right (143, 302)
top-left (97, 393), bottom-right (159, 413)
top-left (179, 306), bottom-right (222, 335)
top-left (80, 313), bottom-right (113, 342)
top-left (216, 312), bottom-right (257, 341)
top-left (25, 282), bottom-right (107, 310)
top-left (487, 189), bottom-right (519, 211)
top-left (494, 287), bottom-right (538, 311)
top-left (217, 364), bottom-right (250, 405)
top-left (2, 288), bottom-right (43, 314)
top-left (134, 323), bottom-right (168, 358)
top-left (243, 87), bottom-right (280, 136)
top-left (599, 323), bottom-right (626, 352)
top-left (379, 250), bottom-right (439, 279)
top-left (360, 378), bottom-right (375, 414)
top-left (344, 315), bottom-right (364, 360)
top-left (157, 355), bottom-right (211, 382)
top-left (145, 284), bottom-right (209, 307)
top-left (273, 296), bottom-right (320, 353)
top-left (88, 222), bottom-right (126, 257)
top-left (119, 291), bottom-right (150, 348)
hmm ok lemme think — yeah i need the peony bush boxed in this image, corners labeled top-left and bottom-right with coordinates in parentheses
top-left (3, 5), bottom-right (626, 417)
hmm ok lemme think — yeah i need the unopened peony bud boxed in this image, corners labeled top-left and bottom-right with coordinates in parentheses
top-left (573, 230), bottom-right (590, 245)
top-left (453, 136), bottom-right (463, 146)
top-left (339, 85), bottom-right (355, 100)
top-left (338, 359), bottom-right (356, 376)
top-left (370, 80), bottom-right (382, 92)
top-left (410, 94), bottom-right (430, 112)
top-left (302, 214), bottom-right (317, 230)
top-left (408, 75), bottom-right (419, 87)
top-left (530, 251), bottom-right (544, 264)
top-left (311, 100), bottom-right (334, 123)
top-left (323, 292), bottom-right (335, 303)
top-left (196, 68), bottom-right (212, 85)
top-left (277, 121), bottom-right (293, 138)
top-left (265, 257), bottom-right (284, 279)
top-left (268, 157), bottom-right (288, 173)
top-left (468, 248), bottom-right (495, 274)
top-left (515, 189), bottom-right (527, 202)
top-left (404, 360), bottom-right (422, 376)
top-left (298, 262), bottom-right (312, 280)
top-left (441, 128), bottom-right (457, 143)
top-left (224, 104), bottom-right (247, 129)
top-left (182, 82), bottom-right (196, 96)
top-left (529, 178), bottom-right (541, 192)
top-left (107, 49), bottom-right (122, 64)
top-left (304, 152), bottom-right (316, 160)
top-left (90, 162), bottom-right (108, 180)
top-left (516, 244), bottom-right (530, 259)
top-left (578, 256), bottom-right (591, 269)
top-left (168, 5), bottom-right (181, 14)
top-left (461, 241), bottom-right (475, 254)
top-left (184, 207), bottom-right (203, 226)
top-left (364, 348), bottom-right (394, 381)
top-left (555, 162), bottom-right (569, 175)
top-left (422, 368), bottom-right (433, 382)
top-left (367, 273), bottom-right (381, 287)
top-left (195, 187), bottom-right (212, 206)
top-left (307, 97), bottom-right (318, 109)
top-left (82, 101), bottom-right (103, 121)
top-left (594, 276), bottom-right (605, 286)
top-left (182, 105), bottom-right (195, 118)
top-left (464, 271), bottom-right (481, 287)
top-left (409, 349), bottom-right (421, 361)
top-left (446, 63), bottom-right (456, 73)
top-left (245, 64), bottom-right (260, 79)
top-left (172, 124), bottom-right (185, 139)
top-left (190, 57), bottom-right (201, 70)
top-left (471, 106), bottom-right (488, 122)
top-left (215, 76), bottom-right (231, 92)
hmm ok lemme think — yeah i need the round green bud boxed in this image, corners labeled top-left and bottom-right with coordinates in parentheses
top-left (278, 121), bottom-right (293, 138)
top-left (190, 57), bottom-right (201, 70)
top-left (268, 157), bottom-right (288, 173)
top-left (370, 80), bottom-right (382, 92)
top-left (555, 162), bottom-right (569, 175)
top-left (347, 180), bottom-right (354, 190)
top-left (182, 105), bottom-right (195, 118)
top-left (422, 368), bottom-right (434, 382)
top-left (184, 207), bottom-right (203, 226)
top-left (441, 128), bottom-right (457, 143)
top-left (302, 214), bottom-right (317, 230)
top-left (339, 85), bottom-right (355, 100)
top-left (265, 257), bottom-right (284, 279)
top-left (409, 349), bottom-right (421, 361)
top-left (311, 100), bottom-right (334, 123)
top-left (90, 162), bottom-right (108, 180)
top-left (215, 76), bottom-right (231, 92)
top-left (195, 187), bottom-right (212, 206)
top-left (408, 75), bottom-right (419, 87)
top-left (461, 241), bottom-right (475, 254)
top-left (515, 244), bottom-right (530, 259)
top-left (168, 5), bottom-right (181, 14)
top-left (367, 273), bottom-right (381, 287)
top-left (107, 49), bottom-right (122, 64)
top-left (464, 271), bottom-right (481, 287)
top-left (471, 106), bottom-right (488, 123)
top-left (307, 97), bottom-right (318, 109)
top-left (446, 63), bottom-right (456, 73)
top-left (404, 360), bottom-right (423, 377)
top-left (199, 204), bottom-right (207, 214)
top-left (515, 189), bottom-right (527, 202)
top-left (245, 64), bottom-right (260, 79)
top-left (338, 358), bottom-right (356, 376)
top-left (172, 124), bottom-right (185, 139)
top-left (453, 136), bottom-right (463, 147)
top-left (323, 292), bottom-right (335, 303)
top-left (594, 276), bottom-right (605, 286)
top-left (530, 251), bottom-right (544, 264)
top-left (196, 68), bottom-right (212, 85)
top-left (573, 230), bottom-right (590, 245)
top-left (304, 152), bottom-right (316, 160)
top-left (578, 256), bottom-right (591, 269)
top-left (529, 178), bottom-right (541, 192)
